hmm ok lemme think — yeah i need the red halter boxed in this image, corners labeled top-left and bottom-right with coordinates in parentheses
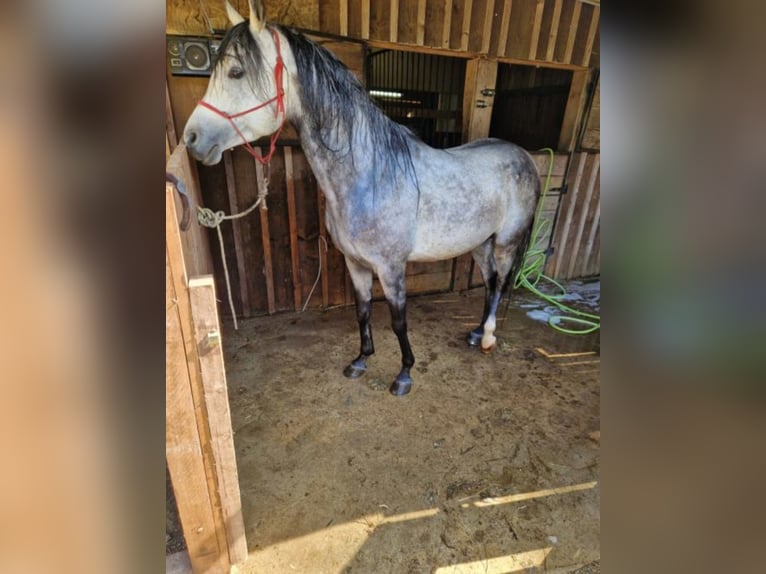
top-left (198, 27), bottom-right (286, 165)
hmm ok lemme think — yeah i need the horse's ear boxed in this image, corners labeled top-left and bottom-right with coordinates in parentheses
top-left (225, 0), bottom-right (246, 26)
top-left (248, 0), bottom-right (266, 33)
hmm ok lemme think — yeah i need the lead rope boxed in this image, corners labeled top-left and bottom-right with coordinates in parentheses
top-left (196, 168), bottom-right (270, 330)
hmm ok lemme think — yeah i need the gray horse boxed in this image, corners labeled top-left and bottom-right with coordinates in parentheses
top-left (184, 0), bottom-right (540, 396)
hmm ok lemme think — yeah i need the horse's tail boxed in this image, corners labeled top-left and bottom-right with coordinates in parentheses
top-left (504, 218), bottom-right (534, 296)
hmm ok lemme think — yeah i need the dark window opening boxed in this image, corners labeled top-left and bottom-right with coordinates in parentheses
top-left (489, 64), bottom-right (572, 150)
top-left (367, 49), bottom-right (466, 148)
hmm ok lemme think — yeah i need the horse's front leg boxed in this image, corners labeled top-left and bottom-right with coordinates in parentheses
top-left (378, 266), bottom-right (415, 396)
top-left (343, 257), bottom-right (375, 379)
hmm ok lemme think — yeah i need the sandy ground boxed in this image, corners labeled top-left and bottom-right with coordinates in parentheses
top-left (197, 285), bottom-right (601, 573)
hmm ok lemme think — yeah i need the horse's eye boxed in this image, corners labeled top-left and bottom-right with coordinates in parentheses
top-left (228, 67), bottom-right (245, 79)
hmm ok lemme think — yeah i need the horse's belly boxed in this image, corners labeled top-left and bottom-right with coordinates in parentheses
top-left (408, 222), bottom-right (496, 262)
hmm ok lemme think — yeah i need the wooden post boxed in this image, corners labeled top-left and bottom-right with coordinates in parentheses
top-left (462, 58), bottom-right (498, 143)
top-left (528, 0), bottom-right (545, 59)
top-left (563, 0), bottom-right (582, 64)
top-left (284, 147), bottom-right (303, 311)
top-left (496, 0), bottom-right (513, 56)
top-left (416, 0), bottom-right (427, 45)
top-left (557, 68), bottom-right (591, 151)
top-left (254, 151), bottom-right (276, 314)
top-left (166, 185), bottom-right (229, 574)
top-left (189, 276), bottom-right (248, 566)
top-left (223, 152), bottom-right (251, 317)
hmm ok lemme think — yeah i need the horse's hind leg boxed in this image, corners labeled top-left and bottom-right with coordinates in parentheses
top-left (479, 235), bottom-right (525, 353)
top-left (343, 258), bottom-right (375, 379)
top-left (466, 239), bottom-right (496, 347)
top-left (378, 265), bottom-right (415, 396)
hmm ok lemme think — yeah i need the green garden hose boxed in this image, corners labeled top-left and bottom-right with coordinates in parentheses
top-left (510, 148), bottom-right (601, 335)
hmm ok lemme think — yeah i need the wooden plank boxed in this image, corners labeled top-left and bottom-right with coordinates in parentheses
top-left (390, 0), bottom-right (399, 41)
top-left (167, 144), bottom-right (214, 279)
top-left (545, 0), bottom-right (563, 61)
top-left (166, 186), bottom-right (229, 574)
top-left (581, 198), bottom-right (600, 277)
top-left (462, 58), bottom-right (498, 141)
top-left (284, 147), bottom-right (303, 311)
top-left (496, 0), bottom-right (513, 56)
top-left (223, 151), bottom-right (251, 317)
top-left (166, 258), bottom-right (227, 574)
top-left (317, 187), bottom-right (330, 306)
top-left (348, 0), bottom-right (363, 37)
top-left (364, 38), bottom-right (588, 70)
top-left (480, 0), bottom-right (496, 54)
top-left (563, 0), bottom-right (581, 63)
top-left (189, 276), bottom-right (248, 566)
top-left (580, 5), bottom-right (599, 66)
top-left (254, 152), bottom-right (276, 314)
top-left (320, 0), bottom-right (341, 34)
top-left (461, 0), bottom-right (474, 51)
top-left (551, 152), bottom-right (585, 277)
top-left (417, 0), bottom-right (427, 45)
top-left (506, 0), bottom-right (535, 59)
top-left (340, 0), bottom-right (349, 35)
top-left (528, 0), bottom-right (545, 59)
top-left (452, 253), bottom-right (474, 291)
top-left (566, 154), bottom-right (599, 277)
top-left (362, 0), bottom-right (371, 38)
top-left (442, 0), bottom-right (453, 48)
top-left (557, 68), bottom-right (590, 151)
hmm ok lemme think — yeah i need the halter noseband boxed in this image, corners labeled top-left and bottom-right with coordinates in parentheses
top-left (198, 26), bottom-right (286, 165)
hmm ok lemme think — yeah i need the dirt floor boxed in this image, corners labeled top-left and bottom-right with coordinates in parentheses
top-left (207, 284), bottom-right (599, 573)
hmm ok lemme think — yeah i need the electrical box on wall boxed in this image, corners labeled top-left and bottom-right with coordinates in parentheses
top-left (167, 35), bottom-right (221, 76)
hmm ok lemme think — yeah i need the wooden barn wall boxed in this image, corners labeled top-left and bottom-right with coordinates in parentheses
top-left (166, 0), bottom-right (600, 316)
top-left (544, 151), bottom-right (600, 280)
top-left (580, 74), bottom-right (600, 151)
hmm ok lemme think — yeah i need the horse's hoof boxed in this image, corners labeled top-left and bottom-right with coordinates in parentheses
top-left (389, 375), bottom-right (413, 396)
top-left (466, 330), bottom-right (482, 347)
top-left (343, 361), bottom-right (367, 379)
top-left (481, 343), bottom-right (496, 355)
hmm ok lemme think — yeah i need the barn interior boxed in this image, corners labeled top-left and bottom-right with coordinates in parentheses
top-left (166, 1), bottom-right (600, 573)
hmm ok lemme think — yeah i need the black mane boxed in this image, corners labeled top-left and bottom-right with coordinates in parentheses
top-left (213, 22), bottom-right (418, 189)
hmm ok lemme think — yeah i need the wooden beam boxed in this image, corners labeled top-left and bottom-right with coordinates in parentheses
top-left (254, 153), bottom-right (276, 314)
top-left (462, 58), bottom-right (499, 142)
top-left (461, 0), bottom-right (474, 51)
top-left (361, 0), bottom-right (371, 38)
top-left (480, 0), bottom-right (496, 54)
top-left (557, 68), bottom-right (591, 151)
top-left (223, 152), bottom-right (251, 317)
top-left (545, 0), bottom-right (563, 61)
top-left (364, 37), bottom-right (588, 70)
top-left (284, 147), bottom-right (302, 311)
top-left (442, 0), bottom-right (453, 48)
top-left (563, 0), bottom-right (582, 63)
top-left (189, 276), bottom-right (248, 566)
top-left (417, 0), bottom-right (427, 45)
top-left (340, 0), bottom-right (349, 35)
top-left (528, 0), bottom-right (545, 59)
top-left (496, 0), bottom-right (513, 56)
top-left (390, 0), bottom-right (399, 42)
top-left (581, 5), bottom-right (599, 66)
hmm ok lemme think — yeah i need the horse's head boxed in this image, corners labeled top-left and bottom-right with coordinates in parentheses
top-left (183, 0), bottom-right (286, 165)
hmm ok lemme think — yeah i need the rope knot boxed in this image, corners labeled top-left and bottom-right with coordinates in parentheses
top-left (197, 207), bottom-right (226, 228)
